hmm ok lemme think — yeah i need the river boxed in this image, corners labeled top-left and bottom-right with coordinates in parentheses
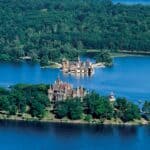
top-left (1, 1), bottom-right (150, 149)
top-left (0, 120), bottom-right (150, 150)
top-left (0, 56), bottom-right (150, 102)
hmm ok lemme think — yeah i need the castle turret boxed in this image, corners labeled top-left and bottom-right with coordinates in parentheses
top-left (109, 92), bottom-right (116, 102)
top-left (48, 85), bottom-right (53, 102)
top-left (78, 56), bottom-right (80, 62)
top-left (62, 58), bottom-right (69, 72)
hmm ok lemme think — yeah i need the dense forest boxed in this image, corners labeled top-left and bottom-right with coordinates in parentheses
top-left (0, 84), bottom-right (50, 118)
top-left (0, 0), bottom-right (150, 64)
top-left (0, 84), bottom-right (150, 123)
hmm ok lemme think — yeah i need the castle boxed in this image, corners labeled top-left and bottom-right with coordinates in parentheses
top-left (62, 57), bottom-right (94, 75)
top-left (48, 78), bottom-right (86, 103)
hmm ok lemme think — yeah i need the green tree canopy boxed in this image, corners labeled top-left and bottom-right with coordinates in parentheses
top-left (0, 0), bottom-right (150, 63)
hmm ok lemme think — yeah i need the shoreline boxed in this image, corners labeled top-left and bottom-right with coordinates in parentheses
top-left (41, 62), bottom-right (62, 69)
top-left (40, 53), bottom-right (150, 69)
top-left (0, 114), bottom-right (149, 126)
top-left (111, 52), bottom-right (150, 58)
top-left (1, 52), bottom-right (150, 69)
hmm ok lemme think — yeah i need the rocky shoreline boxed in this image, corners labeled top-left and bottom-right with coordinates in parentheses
top-left (0, 114), bottom-right (149, 126)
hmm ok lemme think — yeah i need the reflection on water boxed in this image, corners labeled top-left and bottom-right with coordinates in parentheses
top-left (0, 120), bottom-right (138, 137)
top-left (0, 120), bottom-right (150, 150)
top-left (0, 120), bottom-right (140, 137)
top-left (1, 57), bottom-right (150, 101)
top-left (117, 126), bottom-right (138, 138)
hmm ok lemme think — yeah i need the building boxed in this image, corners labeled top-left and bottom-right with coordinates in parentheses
top-left (62, 57), bottom-right (94, 76)
top-left (48, 78), bottom-right (86, 103)
top-left (109, 92), bottom-right (116, 102)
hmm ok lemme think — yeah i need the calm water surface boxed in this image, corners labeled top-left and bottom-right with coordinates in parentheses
top-left (0, 56), bottom-right (150, 101)
top-left (1, 2), bottom-right (150, 149)
top-left (0, 120), bottom-right (150, 150)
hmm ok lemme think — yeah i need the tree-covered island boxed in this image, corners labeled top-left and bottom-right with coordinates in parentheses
top-left (0, 0), bottom-right (150, 66)
top-left (0, 83), bottom-right (149, 125)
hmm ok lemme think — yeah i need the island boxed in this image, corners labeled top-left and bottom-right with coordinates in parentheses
top-left (0, 0), bottom-right (150, 125)
top-left (0, 78), bottom-right (149, 125)
top-left (62, 57), bottom-right (94, 75)
top-left (1, 0), bottom-right (150, 149)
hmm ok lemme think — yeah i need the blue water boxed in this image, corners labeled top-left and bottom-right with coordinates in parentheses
top-left (0, 120), bottom-right (150, 150)
top-left (113, 0), bottom-right (150, 4)
top-left (0, 56), bottom-right (150, 101)
top-left (1, 1), bottom-right (150, 148)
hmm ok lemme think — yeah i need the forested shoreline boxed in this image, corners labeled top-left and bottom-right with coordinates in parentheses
top-left (0, 84), bottom-right (150, 125)
top-left (0, 0), bottom-right (150, 65)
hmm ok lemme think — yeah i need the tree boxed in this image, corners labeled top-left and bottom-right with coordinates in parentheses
top-left (8, 91), bottom-right (26, 113)
top-left (67, 99), bottom-right (83, 120)
top-left (84, 114), bottom-right (92, 122)
top-left (123, 103), bottom-right (141, 122)
top-left (9, 105), bottom-right (17, 115)
top-left (83, 91), bottom-right (100, 114)
top-left (35, 93), bottom-right (50, 107)
top-left (0, 96), bottom-right (10, 111)
top-left (92, 97), bottom-right (113, 119)
top-left (95, 50), bottom-right (112, 66)
top-left (0, 88), bottom-right (9, 95)
top-left (30, 99), bottom-right (45, 119)
top-left (40, 55), bottom-right (49, 66)
top-left (84, 92), bottom-right (113, 119)
top-left (0, 84), bottom-right (51, 118)
top-left (115, 98), bottom-right (128, 113)
top-left (55, 102), bottom-right (68, 118)
top-left (0, 0), bottom-right (149, 64)
top-left (0, 54), bottom-right (11, 61)
top-left (142, 101), bottom-right (150, 114)
top-left (115, 98), bottom-right (141, 122)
